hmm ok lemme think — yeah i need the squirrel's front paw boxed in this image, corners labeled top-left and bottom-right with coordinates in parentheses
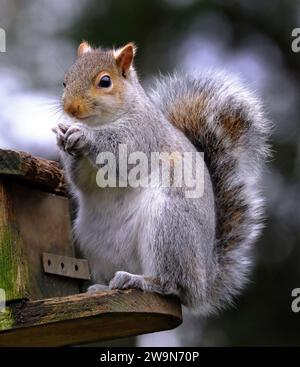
top-left (64, 125), bottom-right (89, 156)
top-left (52, 122), bottom-right (70, 151)
top-left (52, 123), bottom-right (89, 156)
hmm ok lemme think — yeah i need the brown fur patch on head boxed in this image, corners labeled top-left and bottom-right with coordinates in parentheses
top-left (89, 67), bottom-right (125, 103)
top-left (63, 47), bottom-right (130, 119)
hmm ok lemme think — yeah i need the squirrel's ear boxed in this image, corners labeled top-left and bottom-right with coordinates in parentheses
top-left (114, 42), bottom-right (136, 77)
top-left (77, 41), bottom-right (92, 57)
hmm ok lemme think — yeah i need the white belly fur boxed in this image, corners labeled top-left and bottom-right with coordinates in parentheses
top-left (74, 185), bottom-right (165, 284)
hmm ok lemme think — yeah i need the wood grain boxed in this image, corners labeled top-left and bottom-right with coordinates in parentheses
top-left (0, 149), bottom-right (68, 196)
top-left (0, 289), bottom-right (182, 346)
top-left (0, 180), bottom-right (29, 302)
top-left (0, 179), bottom-right (79, 303)
top-left (8, 180), bottom-right (79, 300)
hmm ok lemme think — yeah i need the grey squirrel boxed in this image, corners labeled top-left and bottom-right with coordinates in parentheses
top-left (52, 42), bottom-right (270, 315)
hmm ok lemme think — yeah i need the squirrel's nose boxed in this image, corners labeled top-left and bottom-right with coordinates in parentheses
top-left (64, 100), bottom-right (83, 118)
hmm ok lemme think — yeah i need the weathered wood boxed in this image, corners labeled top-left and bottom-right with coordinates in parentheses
top-left (0, 180), bottom-right (29, 301)
top-left (0, 149), bottom-right (67, 196)
top-left (0, 179), bottom-right (79, 302)
top-left (0, 289), bottom-right (182, 346)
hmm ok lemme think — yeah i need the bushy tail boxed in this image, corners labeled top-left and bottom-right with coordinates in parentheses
top-left (149, 71), bottom-right (271, 312)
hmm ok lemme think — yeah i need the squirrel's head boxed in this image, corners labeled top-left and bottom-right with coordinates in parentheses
top-left (62, 41), bottom-right (137, 125)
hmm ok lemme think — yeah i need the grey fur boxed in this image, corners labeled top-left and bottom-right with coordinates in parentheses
top-left (54, 57), bottom-right (270, 315)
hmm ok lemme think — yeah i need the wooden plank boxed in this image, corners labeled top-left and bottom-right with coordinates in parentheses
top-left (0, 289), bottom-right (182, 346)
top-left (0, 179), bottom-right (79, 302)
top-left (0, 149), bottom-right (68, 196)
top-left (8, 181), bottom-right (79, 300)
top-left (0, 180), bottom-right (29, 301)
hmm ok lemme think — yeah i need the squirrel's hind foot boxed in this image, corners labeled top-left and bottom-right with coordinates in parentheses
top-left (109, 271), bottom-right (175, 296)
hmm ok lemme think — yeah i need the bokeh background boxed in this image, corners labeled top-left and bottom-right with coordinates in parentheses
top-left (0, 0), bottom-right (300, 346)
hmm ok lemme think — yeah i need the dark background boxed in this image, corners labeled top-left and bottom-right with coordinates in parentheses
top-left (0, 0), bottom-right (299, 346)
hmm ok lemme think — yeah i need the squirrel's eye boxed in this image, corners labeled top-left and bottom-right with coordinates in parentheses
top-left (63, 82), bottom-right (66, 88)
top-left (98, 75), bottom-right (111, 88)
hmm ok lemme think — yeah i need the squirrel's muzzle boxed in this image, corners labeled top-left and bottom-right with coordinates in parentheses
top-left (63, 98), bottom-right (89, 119)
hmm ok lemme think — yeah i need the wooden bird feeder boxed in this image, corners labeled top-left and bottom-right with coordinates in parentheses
top-left (0, 149), bottom-right (182, 346)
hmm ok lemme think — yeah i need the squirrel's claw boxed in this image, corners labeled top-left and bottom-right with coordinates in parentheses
top-left (58, 122), bottom-right (70, 133)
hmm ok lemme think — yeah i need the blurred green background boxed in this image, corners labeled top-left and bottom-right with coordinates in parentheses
top-left (0, 0), bottom-right (300, 346)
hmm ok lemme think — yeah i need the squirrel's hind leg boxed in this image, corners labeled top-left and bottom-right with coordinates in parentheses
top-left (109, 271), bottom-right (176, 295)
